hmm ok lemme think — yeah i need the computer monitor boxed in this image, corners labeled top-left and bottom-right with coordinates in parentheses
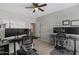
top-left (53, 27), bottom-right (79, 34)
top-left (5, 28), bottom-right (29, 37)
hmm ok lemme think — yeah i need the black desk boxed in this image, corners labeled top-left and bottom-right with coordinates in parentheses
top-left (4, 34), bottom-right (26, 55)
top-left (3, 35), bottom-right (38, 55)
top-left (0, 41), bottom-right (9, 47)
top-left (51, 33), bottom-right (78, 55)
top-left (7, 36), bottom-right (32, 54)
top-left (67, 36), bottom-right (77, 55)
top-left (8, 37), bottom-right (23, 54)
top-left (0, 41), bottom-right (9, 55)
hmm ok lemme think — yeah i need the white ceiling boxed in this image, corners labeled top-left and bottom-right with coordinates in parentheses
top-left (0, 3), bottom-right (78, 19)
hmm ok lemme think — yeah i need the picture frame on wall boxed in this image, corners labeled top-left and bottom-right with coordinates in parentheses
top-left (62, 20), bottom-right (70, 25)
top-left (71, 20), bottom-right (79, 26)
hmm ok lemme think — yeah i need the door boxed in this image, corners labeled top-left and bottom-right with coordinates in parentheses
top-left (31, 23), bottom-right (36, 36)
top-left (36, 22), bottom-right (41, 39)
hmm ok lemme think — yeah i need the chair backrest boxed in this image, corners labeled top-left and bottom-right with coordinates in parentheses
top-left (56, 33), bottom-right (66, 41)
top-left (22, 36), bottom-right (33, 45)
top-left (56, 32), bottom-right (66, 46)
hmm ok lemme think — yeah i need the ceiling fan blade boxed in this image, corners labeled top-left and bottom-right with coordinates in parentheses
top-left (25, 7), bottom-right (34, 8)
top-left (32, 3), bottom-right (38, 7)
top-left (38, 8), bottom-right (44, 12)
top-left (33, 9), bottom-right (35, 13)
top-left (38, 4), bottom-right (47, 7)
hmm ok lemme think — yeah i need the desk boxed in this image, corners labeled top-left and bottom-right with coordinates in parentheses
top-left (6, 37), bottom-right (23, 54)
top-left (0, 41), bottom-right (9, 47)
top-left (51, 33), bottom-right (79, 55)
top-left (31, 36), bottom-right (40, 39)
top-left (67, 36), bottom-right (77, 55)
top-left (3, 35), bottom-right (38, 55)
top-left (4, 34), bottom-right (27, 54)
top-left (0, 41), bottom-right (9, 55)
top-left (3, 37), bottom-right (23, 54)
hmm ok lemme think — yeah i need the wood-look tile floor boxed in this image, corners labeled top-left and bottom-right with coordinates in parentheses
top-left (33, 39), bottom-right (55, 55)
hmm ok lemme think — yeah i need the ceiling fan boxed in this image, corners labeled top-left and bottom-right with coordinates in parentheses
top-left (25, 3), bottom-right (47, 13)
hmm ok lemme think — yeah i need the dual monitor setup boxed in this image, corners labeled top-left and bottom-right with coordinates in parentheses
top-left (53, 27), bottom-right (79, 34)
top-left (5, 28), bottom-right (30, 37)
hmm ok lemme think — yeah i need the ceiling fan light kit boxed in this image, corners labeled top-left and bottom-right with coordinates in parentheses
top-left (35, 8), bottom-right (38, 11)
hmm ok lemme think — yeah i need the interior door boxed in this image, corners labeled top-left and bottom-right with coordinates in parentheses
top-left (31, 23), bottom-right (36, 36)
top-left (36, 22), bottom-right (41, 39)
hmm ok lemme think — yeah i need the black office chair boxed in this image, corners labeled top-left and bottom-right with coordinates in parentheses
top-left (50, 29), bottom-right (73, 55)
top-left (55, 28), bottom-right (67, 53)
top-left (56, 32), bottom-right (67, 53)
top-left (17, 36), bottom-right (38, 55)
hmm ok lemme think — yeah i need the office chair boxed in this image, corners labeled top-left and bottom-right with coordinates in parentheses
top-left (17, 36), bottom-right (38, 55)
top-left (50, 28), bottom-right (74, 55)
top-left (55, 29), bottom-right (67, 53)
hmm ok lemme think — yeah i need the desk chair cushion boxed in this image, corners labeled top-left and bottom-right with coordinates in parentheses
top-left (22, 44), bottom-right (33, 50)
top-left (22, 39), bottom-right (32, 45)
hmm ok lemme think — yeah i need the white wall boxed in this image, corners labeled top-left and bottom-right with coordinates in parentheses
top-left (36, 4), bottom-right (79, 54)
top-left (0, 9), bottom-right (36, 28)
top-left (36, 14), bottom-right (60, 42)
